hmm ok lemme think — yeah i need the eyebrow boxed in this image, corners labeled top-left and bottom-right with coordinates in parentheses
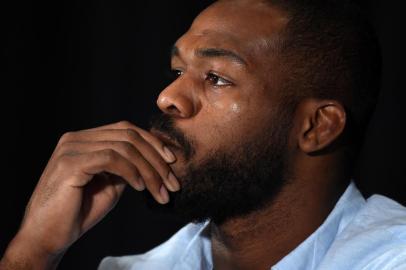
top-left (170, 45), bottom-right (248, 66)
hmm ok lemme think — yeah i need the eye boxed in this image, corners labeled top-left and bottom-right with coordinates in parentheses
top-left (206, 72), bottom-right (233, 87)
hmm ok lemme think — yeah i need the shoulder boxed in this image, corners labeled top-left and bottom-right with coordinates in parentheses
top-left (98, 222), bottom-right (207, 270)
top-left (319, 195), bottom-right (406, 269)
top-left (349, 194), bottom-right (406, 240)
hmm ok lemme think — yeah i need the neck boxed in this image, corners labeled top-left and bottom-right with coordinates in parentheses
top-left (210, 157), bottom-right (350, 270)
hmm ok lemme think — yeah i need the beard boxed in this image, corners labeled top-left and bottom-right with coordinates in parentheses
top-left (148, 108), bottom-right (294, 225)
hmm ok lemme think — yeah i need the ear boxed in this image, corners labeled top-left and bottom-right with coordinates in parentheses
top-left (297, 99), bottom-right (346, 154)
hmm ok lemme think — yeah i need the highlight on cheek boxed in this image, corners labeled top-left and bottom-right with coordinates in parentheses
top-left (230, 103), bottom-right (241, 113)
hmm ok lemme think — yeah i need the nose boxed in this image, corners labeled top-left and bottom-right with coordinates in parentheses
top-left (156, 79), bottom-right (198, 118)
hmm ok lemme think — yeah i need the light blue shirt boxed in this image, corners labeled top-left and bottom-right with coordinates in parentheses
top-left (99, 183), bottom-right (406, 269)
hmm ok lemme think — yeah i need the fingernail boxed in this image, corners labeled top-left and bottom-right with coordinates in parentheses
top-left (163, 146), bottom-right (176, 163)
top-left (166, 172), bottom-right (180, 192)
top-left (137, 178), bottom-right (145, 191)
top-left (159, 185), bottom-right (170, 204)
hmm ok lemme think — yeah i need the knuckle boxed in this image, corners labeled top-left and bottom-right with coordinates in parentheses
top-left (56, 141), bottom-right (73, 154)
top-left (161, 167), bottom-right (171, 178)
top-left (125, 128), bottom-right (141, 141)
top-left (130, 168), bottom-right (140, 180)
top-left (56, 154), bottom-right (73, 170)
top-left (104, 187), bottom-right (121, 203)
top-left (118, 141), bottom-right (135, 155)
top-left (154, 160), bottom-right (170, 176)
top-left (143, 170), bottom-right (161, 184)
top-left (54, 143), bottom-right (66, 155)
top-left (117, 120), bottom-right (132, 129)
top-left (100, 149), bottom-right (119, 162)
top-left (59, 131), bottom-right (75, 143)
top-left (155, 157), bottom-right (170, 172)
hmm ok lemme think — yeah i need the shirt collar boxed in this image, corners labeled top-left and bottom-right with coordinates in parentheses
top-left (174, 182), bottom-right (365, 270)
top-left (174, 220), bottom-right (213, 270)
top-left (272, 182), bottom-right (366, 270)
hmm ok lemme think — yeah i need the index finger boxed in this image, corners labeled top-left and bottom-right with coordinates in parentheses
top-left (83, 121), bottom-right (176, 164)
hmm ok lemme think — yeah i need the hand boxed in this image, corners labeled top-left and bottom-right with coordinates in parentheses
top-left (0, 121), bottom-right (180, 269)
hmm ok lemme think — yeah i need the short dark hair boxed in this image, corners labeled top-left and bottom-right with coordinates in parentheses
top-left (264, 0), bottom-right (382, 157)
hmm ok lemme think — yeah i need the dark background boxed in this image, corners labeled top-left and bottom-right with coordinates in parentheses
top-left (1, 1), bottom-right (404, 269)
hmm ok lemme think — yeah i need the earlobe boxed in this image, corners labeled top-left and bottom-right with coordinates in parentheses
top-left (298, 100), bottom-right (346, 154)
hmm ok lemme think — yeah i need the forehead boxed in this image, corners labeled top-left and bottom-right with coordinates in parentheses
top-left (174, 0), bottom-right (289, 66)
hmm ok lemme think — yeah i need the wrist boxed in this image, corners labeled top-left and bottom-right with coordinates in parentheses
top-left (1, 232), bottom-right (64, 270)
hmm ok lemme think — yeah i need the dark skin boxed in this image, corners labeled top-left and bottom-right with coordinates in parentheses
top-left (0, 1), bottom-right (352, 269)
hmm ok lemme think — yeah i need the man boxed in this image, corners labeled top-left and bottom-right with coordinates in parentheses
top-left (1, 0), bottom-right (405, 269)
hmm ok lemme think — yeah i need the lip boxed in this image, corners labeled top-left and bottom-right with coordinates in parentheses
top-left (150, 128), bottom-right (182, 149)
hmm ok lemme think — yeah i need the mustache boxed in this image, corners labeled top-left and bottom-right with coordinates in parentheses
top-left (149, 114), bottom-right (195, 160)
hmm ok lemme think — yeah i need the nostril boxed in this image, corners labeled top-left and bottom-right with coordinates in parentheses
top-left (167, 105), bottom-right (181, 115)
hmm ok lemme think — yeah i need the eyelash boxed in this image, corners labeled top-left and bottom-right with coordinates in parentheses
top-left (170, 69), bottom-right (233, 87)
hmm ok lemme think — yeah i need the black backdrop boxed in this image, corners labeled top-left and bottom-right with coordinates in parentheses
top-left (1, 1), bottom-right (404, 269)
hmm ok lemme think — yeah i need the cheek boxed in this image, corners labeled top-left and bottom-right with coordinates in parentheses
top-left (182, 88), bottom-right (273, 158)
top-left (202, 92), bottom-right (276, 147)
top-left (208, 101), bottom-right (243, 122)
top-left (191, 98), bottom-right (251, 152)
top-left (206, 90), bottom-right (247, 122)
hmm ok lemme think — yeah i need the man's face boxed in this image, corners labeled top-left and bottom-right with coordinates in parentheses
top-left (150, 1), bottom-right (293, 223)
